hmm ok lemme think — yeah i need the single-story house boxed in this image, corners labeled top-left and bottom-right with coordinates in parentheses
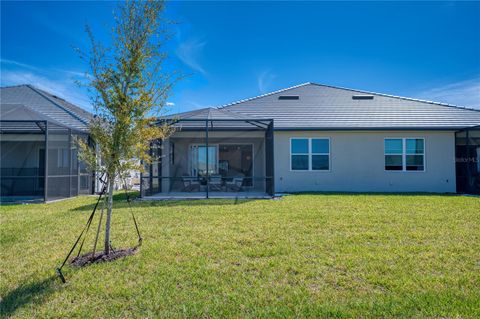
top-left (0, 85), bottom-right (94, 202)
top-left (141, 82), bottom-right (480, 199)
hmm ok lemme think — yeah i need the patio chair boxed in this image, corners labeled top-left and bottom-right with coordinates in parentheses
top-left (182, 176), bottom-right (200, 192)
top-left (208, 175), bottom-right (223, 191)
top-left (225, 177), bottom-right (244, 192)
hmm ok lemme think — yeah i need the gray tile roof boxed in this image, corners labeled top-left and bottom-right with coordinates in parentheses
top-left (163, 107), bottom-right (269, 130)
top-left (2, 103), bottom-right (54, 122)
top-left (166, 107), bottom-right (261, 120)
top-left (217, 83), bottom-right (480, 130)
top-left (0, 103), bottom-right (72, 133)
top-left (0, 85), bottom-right (91, 132)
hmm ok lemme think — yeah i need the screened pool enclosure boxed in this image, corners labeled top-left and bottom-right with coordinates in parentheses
top-left (1, 104), bottom-right (93, 202)
top-left (456, 125), bottom-right (480, 195)
top-left (140, 108), bottom-right (274, 199)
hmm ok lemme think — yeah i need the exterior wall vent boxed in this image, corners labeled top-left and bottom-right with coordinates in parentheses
top-left (278, 95), bottom-right (299, 100)
top-left (352, 95), bottom-right (374, 100)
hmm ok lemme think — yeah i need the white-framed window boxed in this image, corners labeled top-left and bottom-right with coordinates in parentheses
top-left (291, 138), bottom-right (309, 170)
top-left (291, 138), bottom-right (330, 171)
top-left (385, 138), bottom-right (425, 171)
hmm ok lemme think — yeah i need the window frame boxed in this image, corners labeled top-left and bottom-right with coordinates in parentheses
top-left (384, 137), bottom-right (426, 172)
top-left (290, 138), bottom-right (309, 171)
top-left (56, 148), bottom-right (69, 168)
top-left (290, 137), bottom-right (331, 172)
top-left (189, 144), bottom-right (219, 177)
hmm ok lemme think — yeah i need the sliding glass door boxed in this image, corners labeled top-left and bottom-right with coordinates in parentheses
top-left (190, 145), bottom-right (218, 177)
top-left (189, 144), bottom-right (254, 188)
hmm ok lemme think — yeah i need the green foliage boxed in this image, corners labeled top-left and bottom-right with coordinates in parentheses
top-left (78, 0), bottom-right (176, 178)
top-left (1, 194), bottom-right (479, 318)
top-left (75, 0), bottom-right (179, 254)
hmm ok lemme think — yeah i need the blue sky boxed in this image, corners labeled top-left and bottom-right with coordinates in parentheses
top-left (1, 1), bottom-right (480, 113)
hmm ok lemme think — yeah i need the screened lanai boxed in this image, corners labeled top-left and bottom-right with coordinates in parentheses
top-left (140, 108), bottom-right (274, 199)
top-left (456, 125), bottom-right (480, 195)
top-left (1, 104), bottom-right (93, 202)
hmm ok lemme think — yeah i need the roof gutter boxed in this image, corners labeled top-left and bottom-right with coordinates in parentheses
top-left (274, 126), bottom-right (476, 131)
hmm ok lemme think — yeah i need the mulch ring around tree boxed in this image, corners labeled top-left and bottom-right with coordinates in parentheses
top-left (71, 247), bottom-right (138, 267)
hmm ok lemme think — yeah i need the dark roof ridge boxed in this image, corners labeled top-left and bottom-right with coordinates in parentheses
top-left (0, 84), bottom-right (31, 89)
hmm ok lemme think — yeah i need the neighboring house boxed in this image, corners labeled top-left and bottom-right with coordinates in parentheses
top-left (112, 164), bottom-right (141, 191)
top-left (119, 169), bottom-right (140, 191)
top-left (0, 84), bottom-right (95, 202)
top-left (141, 83), bottom-right (480, 199)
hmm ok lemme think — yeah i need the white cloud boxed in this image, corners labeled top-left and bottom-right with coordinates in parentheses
top-left (415, 78), bottom-right (480, 109)
top-left (166, 101), bottom-right (175, 106)
top-left (257, 70), bottom-right (276, 94)
top-left (0, 58), bottom-right (40, 71)
top-left (176, 38), bottom-right (207, 75)
top-left (55, 68), bottom-right (91, 79)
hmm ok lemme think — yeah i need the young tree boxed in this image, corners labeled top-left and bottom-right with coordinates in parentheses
top-left (78, 0), bottom-right (176, 255)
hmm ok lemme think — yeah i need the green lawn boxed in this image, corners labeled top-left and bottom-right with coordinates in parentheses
top-left (1, 194), bottom-right (479, 318)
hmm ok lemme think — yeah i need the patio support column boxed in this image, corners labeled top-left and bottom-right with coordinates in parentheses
top-left (149, 141), bottom-right (153, 196)
top-left (89, 136), bottom-right (95, 194)
top-left (158, 139), bottom-right (162, 194)
top-left (466, 129), bottom-right (471, 192)
top-left (139, 146), bottom-right (143, 197)
top-left (69, 129), bottom-right (72, 197)
top-left (44, 121), bottom-right (48, 202)
top-left (205, 119), bottom-right (209, 199)
top-left (139, 170), bottom-right (143, 197)
top-left (265, 120), bottom-right (275, 196)
top-left (77, 135), bottom-right (81, 195)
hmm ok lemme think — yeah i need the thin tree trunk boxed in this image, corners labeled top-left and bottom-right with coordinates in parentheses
top-left (104, 176), bottom-right (115, 255)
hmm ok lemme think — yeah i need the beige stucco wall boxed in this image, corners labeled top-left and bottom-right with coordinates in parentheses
top-left (273, 130), bottom-right (456, 193)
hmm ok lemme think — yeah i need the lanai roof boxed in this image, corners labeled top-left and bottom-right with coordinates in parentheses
top-left (0, 84), bottom-right (91, 132)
